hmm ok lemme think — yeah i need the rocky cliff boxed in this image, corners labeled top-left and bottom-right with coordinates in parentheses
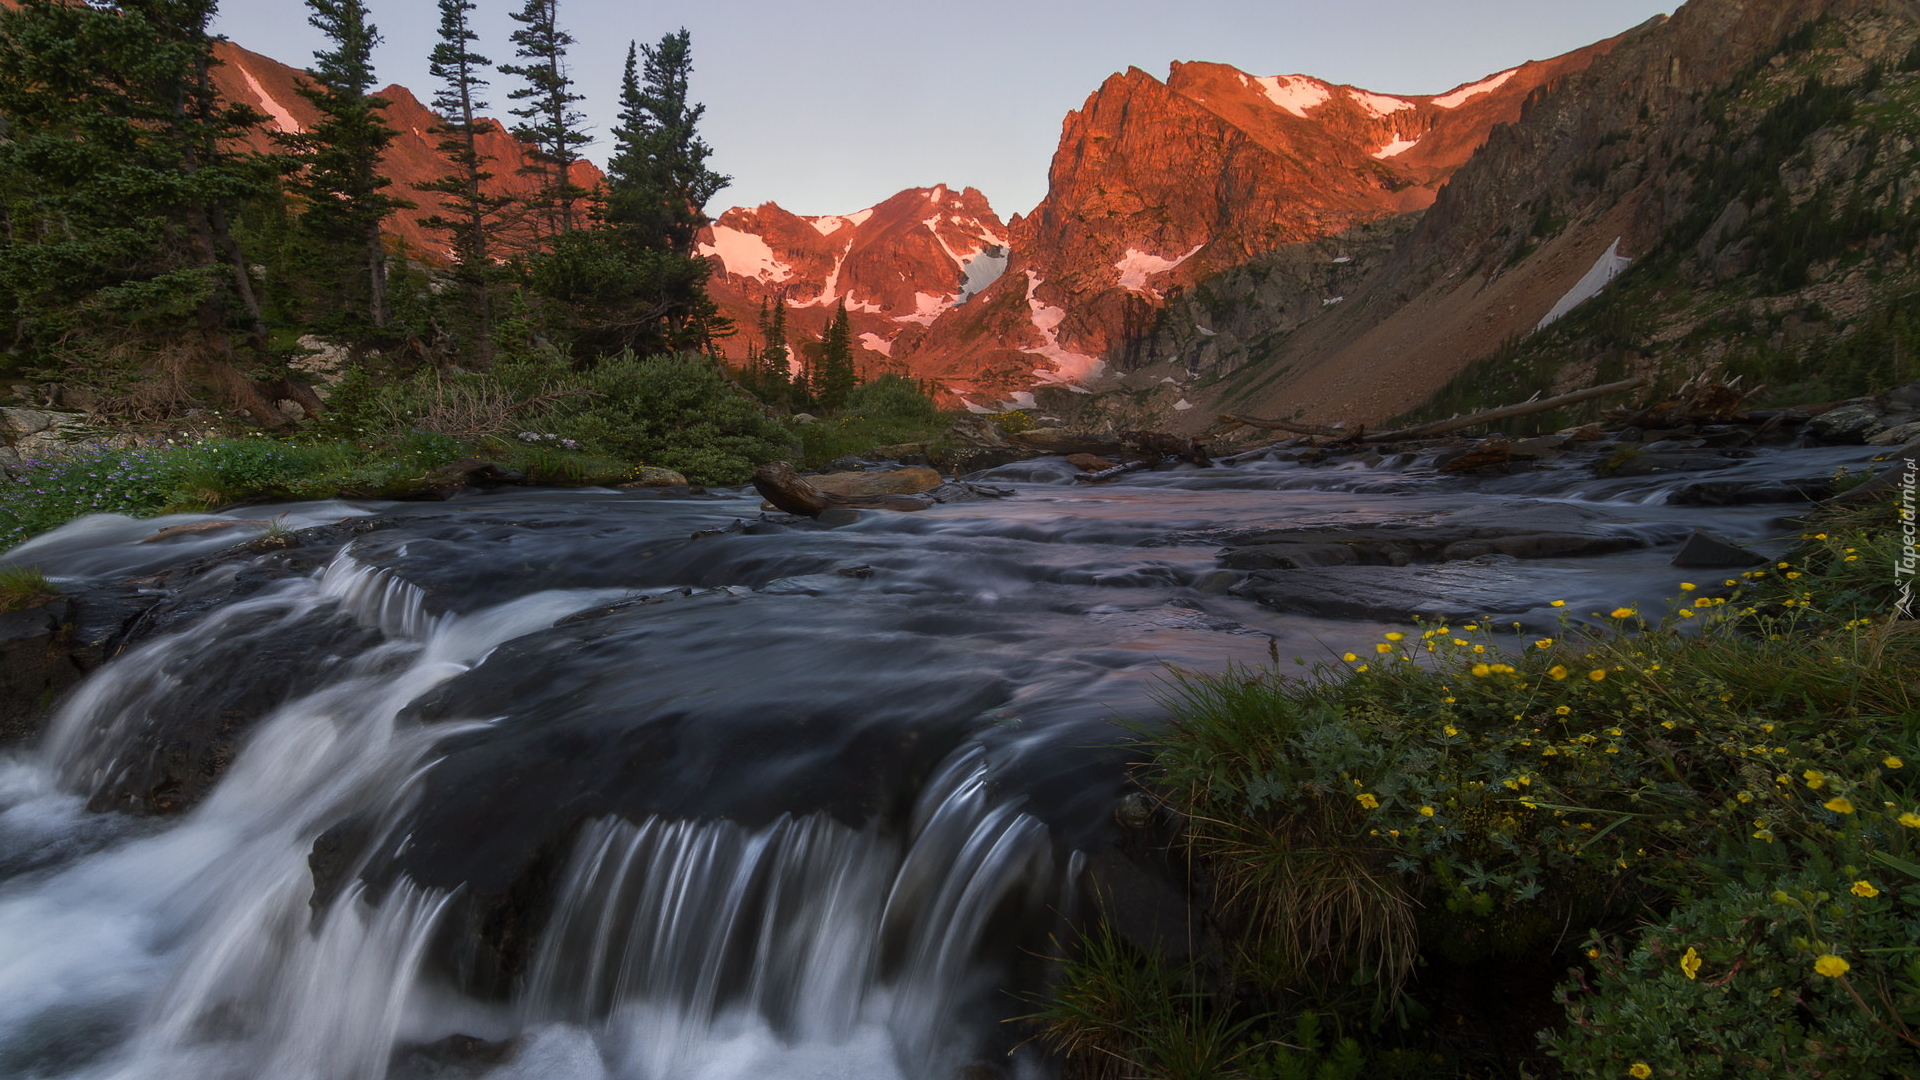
top-left (695, 39), bottom-right (1624, 404)
top-left (1112, 0), bottom-right (1920, 431)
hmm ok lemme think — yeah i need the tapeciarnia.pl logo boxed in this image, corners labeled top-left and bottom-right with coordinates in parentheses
top-left (1899, 456), bottom-right (1916, 619)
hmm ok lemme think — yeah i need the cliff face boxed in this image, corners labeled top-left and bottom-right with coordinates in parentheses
top-left (695, 41), bottom-right (1623, 402)
top-left (1113, 0), bottom-right (1920, 431)
top-left (696, 186), bottom-right (1008, 378)
top-left (209, 40), bottom-right (602, 261)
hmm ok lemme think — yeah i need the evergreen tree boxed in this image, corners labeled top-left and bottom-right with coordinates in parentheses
top-left (527, 30), bottom-right (730, 359)
top-left (757, 298), bottom-right (792, 402)
top-left (415, 0), bottom-right (512, 359)
top-left (0, 0), bottom-right (310, 422)
top-left (604, 30), bottom-right (729, 255)
top-left (500, 0), bottom-right (587, 236)
top-left (282, 0), bottom-right (410, 332)
top-left (813, 300), bottom-right (858, 410)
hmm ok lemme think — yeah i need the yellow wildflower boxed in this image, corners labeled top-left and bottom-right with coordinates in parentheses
top-left (1443, 724), bottom-right (1459, 736)
top-left (1549, 665), bottom-right (1569, 680)
top-left (1680, 946), bottom-right (1701, 980)
top-left (1343, 652), bottom-right (1359, 662)
top-left (1555, 705), bottom-right (1571, 715)
top-left (1813, 955), bottom-right (1850, 978)
top-left (1680, 582), bottom-right (1696, 591)
top-left (1610, 607), bottom-right (1636, 619)
top-left (1630, 1064), bottom-right (1653, 1079)
top-left (1885, 756), bottom-right (1904, 769)
top-left (1385, 632), bottom-right (1405, 641)
top-left (1535, 638), bottom-right (1554, 649)
top-left (1825, 797), bottom-right (1856, 814)
top-left (1356, 792), bottom-right (1380, 810)
top-left (1901, 812), bottom-right (1920, 828)
top-left (1419, 806), bottom-right (1435, 817)
top-left (1802, 770), bottom-right (1825, 789)
top-left (1376, 643), bottom-right (1394, 654)
top-left (1589, 669), bottom-right (1607, 681)
top-left (1471, 663), bottom-right (1492, 677)
top-left (1851, 880), bottom-right (1879, 898)
top-left (1550, 600), bottom-right (1566, 607)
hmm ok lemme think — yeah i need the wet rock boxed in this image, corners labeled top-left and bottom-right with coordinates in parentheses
top-left (1081, 848), bottom-right (1200, 960)
top-left (1666, 477), bottom-right (1836, 505)
top-left (0, 599), bottom-right (83, 745)
top-left (1808, 402), bottom-right (1885, 443)
top-left (1066, 453), bottom-right (1120, 472)
top-left (1191, 570), bottom-right (1239, 594)
top-left (1868, 420), bottom-right (1920, 447)
top-left (1436, 437), bottom-right (1514, 473)
top-left (1218, 502), bottom-right (1645, 570)
top-left (1233, 559), bottom-right (1544, 621)
top-left (389, 1033), bottom-right (516, 1079)
top-left (1670, 528), bottom-right (1768, 569)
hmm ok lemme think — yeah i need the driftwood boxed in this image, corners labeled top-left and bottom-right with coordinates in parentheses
top-left (1218, 377), bottom-right (1648, 445)
top-left (752, 462), bottom-right (933, 516)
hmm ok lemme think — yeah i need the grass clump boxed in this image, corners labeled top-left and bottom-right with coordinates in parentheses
top-left (1039, 492), bottom-right (1920, 1077)
top-left (0, 565), bottom-right (57, 611)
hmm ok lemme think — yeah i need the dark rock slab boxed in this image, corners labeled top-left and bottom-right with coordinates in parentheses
top-left (1670, 528), bottom-right (1769, 568)
top-left (1219, 501), bottom-right (1646, 570)
top-left (1666, 477), bottom-right (1836, 505)
top-left (1232, 559), bottom-right (1545, 621)
top-left (0, 600), bottom-right (82, 744)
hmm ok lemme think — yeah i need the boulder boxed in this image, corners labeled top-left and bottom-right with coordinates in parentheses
top-left (0, 600), bottom-right (82, 746)
top-left (618, 466), bottom-right (689, 488)
top-left (1868, 420), bottom-right (1920, 447)
top-left (1670, 528), bottom-right (1768, 569)
top-left (1436, 436), bottom-right (1515, 473)
top-left (1066, 453), bottom-right (1121, 472)
top-left (808, 466), bottom-right (945, 497)
top-left (1808, 402), bottom-right (1885, 443)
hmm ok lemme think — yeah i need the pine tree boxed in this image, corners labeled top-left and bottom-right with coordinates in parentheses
top-left (500, 0), bottom-right (587, 237)
top-left (604, 30), bottom-right (729, 255)
top-left (527, 30), bottom-right (730, 360)
top-left (814, 300), bottom-right (858, 410)
top-left (757, 298), bottom-right (792, 402)
top-left (0, 0), bottom-right (311, 422)
top-left (415, 0), bottom-right (512, 360)
top-left (282, 0), bottom-right (410, 331)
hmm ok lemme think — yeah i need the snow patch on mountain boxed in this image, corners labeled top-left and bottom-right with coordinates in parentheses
top-left (857, 332), bottom-right (894, 356)
top-left (1251, 75), bottom-right (1331, 118)
top-left (237, 63), bottom-right (300, 133)
top-left (697, 226), bottom-right (793, 283)
top-left (844, 208), bottom-right (874, 228)
top-left (1432, 68), bottom-right (1517, 108)
top-left (808, 215), bottom-right (850, 236)
top-left (1022, 271), bottom-right (1103, 382)
top-left (1537, 238), bottom-right (1631, 330)
top-left (894, 291), bottom-right (954, 326)
top-left (1114, 244), bottom-right (1205, 295)
top-left (1349, 89), bottom-right (1415, 117)
top-left (960, 247), bottom-right (1009, 300)
top-left (1372, 135), bottom-right (1420, 159)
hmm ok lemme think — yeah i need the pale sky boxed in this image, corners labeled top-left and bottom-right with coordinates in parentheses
top-left (212, 0), bottom-right (1672, 219)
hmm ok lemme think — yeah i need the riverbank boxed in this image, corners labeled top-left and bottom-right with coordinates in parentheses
top-left (1038, 491), bottom-right (1919, 1078)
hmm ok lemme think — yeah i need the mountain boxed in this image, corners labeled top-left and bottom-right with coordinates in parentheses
top-left (208, 40), bottom-right (602, 261)
top-left (1096, 0), bottom-right (1920, 431)
top-left (697, 186), bottom-right (1009, 379)
top-left (695, 39), bottom-right (1625, 403)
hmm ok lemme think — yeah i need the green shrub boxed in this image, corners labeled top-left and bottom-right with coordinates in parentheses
top-left (794, 374), bottom-right (950, 467)
top-left (0, 565), bottom-right (57, 611)
top-left (562, 352), bottom-right (794, 484)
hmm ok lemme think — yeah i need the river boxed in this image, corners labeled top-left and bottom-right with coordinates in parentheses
top-left (0, 439), bottom-right (1885, 1079)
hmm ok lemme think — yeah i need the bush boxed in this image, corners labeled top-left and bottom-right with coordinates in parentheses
top-left (794, 374), bottom-right (950, 467)
top-left (562, 352), bottom-right (794, 484)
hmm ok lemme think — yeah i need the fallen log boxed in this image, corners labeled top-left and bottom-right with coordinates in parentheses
top-left (1368, 377), bottom-right (1648, 442)
top-left (1073, 460), bottom-right (1150, 484)
top-left (1216, 415), bottom-right (1360, 439)
top-left (1216, 377), bottom-right (1648, 446)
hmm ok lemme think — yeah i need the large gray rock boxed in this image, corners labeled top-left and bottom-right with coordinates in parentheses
top-left (1809, 402), bottom-right (1886, 444)
top-left (1218, 501), bottom-right (1646, 570)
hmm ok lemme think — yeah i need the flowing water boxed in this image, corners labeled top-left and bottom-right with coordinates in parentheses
top-left (0, 442), bottom-right (1885, 1079)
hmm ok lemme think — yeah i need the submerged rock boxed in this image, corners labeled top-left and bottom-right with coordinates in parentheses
top-left (1671, 528), bottom-right (1769, 569)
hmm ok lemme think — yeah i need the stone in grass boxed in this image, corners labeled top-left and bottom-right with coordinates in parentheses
top-left (1670, 528), bottom-right (1768, 569)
